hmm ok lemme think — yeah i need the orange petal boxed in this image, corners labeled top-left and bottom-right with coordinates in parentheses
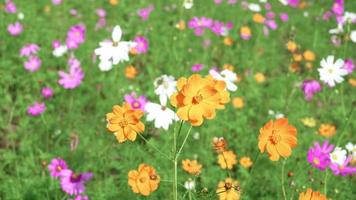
top-left (276, 142), bottom-right (292, 158)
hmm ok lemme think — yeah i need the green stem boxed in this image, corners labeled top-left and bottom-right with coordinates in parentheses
top-left (281, 158), bottom-right (287, 200)
top-left (324, 170), bottom-right (328, 196)
top-left (137, 133), bottom-right (172, 161)
top-left (176, 125), bottom-right (193, 157)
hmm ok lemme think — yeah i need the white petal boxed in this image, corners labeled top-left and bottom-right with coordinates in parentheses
top-left (112, 25), bottom-right (122, 42)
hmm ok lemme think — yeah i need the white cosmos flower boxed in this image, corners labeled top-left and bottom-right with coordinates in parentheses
top-left (350, 30), bottom-right (356, 43)
top-left (346, 142), bottom-right (356, 153)
top-left (94, 25), bottom-right (136, 69)
top-left (248, 3), bottom-right (261, 12)
top-left (318, 55), bottom-right (348, 87)
top-left (183, 0), bottom-right (193, 9)
top-left (330, 147), bottom-right (347, 165)
top-left (184, 179), bottom-right (196, 191)
top-left (53, 45), bottom-right (67, 57)
top-left (209, 69), bottom-right (238, 91)
top-left (329, 24), bottom-right (344, 35)
top-left (145, 102), bottom-right (179, 130)
top-left (279, 0), bottom-right (288, 6)
top-left (343, 12), bottom-right (356, 23)
top-left (154, 75), bottom-right (177, 106)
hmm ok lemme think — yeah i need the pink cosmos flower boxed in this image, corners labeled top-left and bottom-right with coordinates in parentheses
top-left (287, 0), bottom-right (299, 7)
top-left (60, 169), bottom-right (92, 195)
top-left (42, 87), bottom-right (54, 99)
top-left (24, 56), bottom-right (41, 72)
top-left (133, 36), bottom-right (149, 54)
top-left (265, 20), bottom-right (278, 30)
top-left (5, 0), bottom-right (17, 13)
top-left (307, 141), bottom-right (334, 171)
top-left (27, 102), bottom-right (46, 116)
top-left (8, 22), bottom-right (23, 36)
top-left (96, 8), bottom-right (106, 18)
top-left (266, 12), bottom-right (275, 19)
top-left (20, 44), bottom-right (40, 57)
top-left (332, 0), bottom-right (344, 16)
top-left (329, 156), bottom-right (356, 176)
top-left (265, 3), bottom-right (272, 10)
top-left (52, 0), bottom-right (62, 5)
top-left (301, 80), bottom-right (322, 101)
top-left (211, 21), bottom-right (233, 36)
top-left (66, 24), bottom-right (86, 49)
top-left (214, 0), bottom-right (223, 4)
top-left (227, 0), bottom-right (237, 4)
top-left (58, 63), bottom-right (84, 89)
top-left (191, 64), bottom-right (204, 72)
top-left (124, 92), bottom-right (148, 112)
top-left (188, 17), bottom-right (213, 36)
top-left (323, 11), bottom-right (333, 21)
top-left (280, 13), bottom-right (289, 22)
top-left (48, 158), bottom-right (68, 178)
top-left (138, 5), bottom-right (154, 21)
top-left (52, 40), bottom-right (61, 48)
top-left (343, 59), bottom-right (354, 74)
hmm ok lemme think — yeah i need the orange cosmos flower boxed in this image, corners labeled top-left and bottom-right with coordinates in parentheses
top-left (258, 118), bottom-right (297, 161)
top-left (298, 188), bottom-right (327, 200)
top-left (216, 178), bottom-right (241, 200)
top-left (223, 64), bottom-right (234, 71)
top-left (109, 0), bottom-right (119, 5)
top-left (224, 36), bottom-right (234, 46)
top-left (254, 73), bottom-right (266, 83)
top-left (239, 156), bottom-right (253, 169)
top-left (212, 137), bottom-right (228, 153)
top-left (182, 159), bottom-right (203, 175)
top-left (303, 50), bottom-right (315, 61)
top-left (286, 41), bottom-right (297, 52)
top-left (128, 164), bottom-right (160, 196)
top-left (170, 74), bottom-right (230, 126)
top-left (349, 78), bottom-right (356, 87)
top-left (252, 13), bottom-right (265, 24)
top-left (318, 123), bottom-right (336, 138)
top-left (218, 150), bottom-right (237, 169)
top-left (125, 65), bottom-right (138, 79)
top-left (106, 103), bottom-right (144, 143)
top-left (293, 53), bottom-right (303, 62)
top-left (232, 97), bottom-right (244, 109)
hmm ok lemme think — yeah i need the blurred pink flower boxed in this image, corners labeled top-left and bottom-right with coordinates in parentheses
top-left (265, 20), bottom-right (278, 30)
top-left (280, 13), bottom-right (289, 22)
top-left (48, 158), bottom-right (68, 178)
top-left (42, 87), bottom-right (54, 99)
top-left (332, 0), bottom-right (344, 16)
top-left (329, 156), bottom-right (356, 176)
top-left (5, 0), bottom-right (17, 13)
top-left (66, 24), bottom-right (86, 49)
top-left (20, 44), bottom-right (40, 57)
top-left (8, 22), bottom-right (23, 36)
top-left (287, 0), bottom-right (299, 7)
top-left (60, 169), bottom-right (92, 195)
top-left (138, 5), bottom-right (154, 21)
top-left (52, 40), bottom-right (61, 49)
top-left (58, 62), bottom-right (84, 89)
top-left (52, 0), bottom-right (62, 5)
top-left (133, 36), bottom-right (149, 54)
top-left (24, 56), bottom-right (41, 72)
top-left (191, 64), bottom-right (204, 72)
top-left (124, 92), bottom-right (148, 112)
top-left (27, 102), bottom-right (46, 116)
top-left (343, 59), bottom-right (354, 74)
top-left (96, 8), bottom-right (106, 17)
top-left (266, 12), bottom-right (275, 19)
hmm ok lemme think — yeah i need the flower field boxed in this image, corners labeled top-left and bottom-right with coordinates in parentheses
top-left (1, 0), bottom-right (356, 199)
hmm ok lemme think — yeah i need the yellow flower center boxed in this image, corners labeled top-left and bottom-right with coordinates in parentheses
top-left (192, 94), bottom-right (203, 104)
top-left (139, 177), bottom-right (146, 183)
top-left (224, 182), bottom-right (232, 190)
top-left (327, 68), bottom-right (334, 74)
top-left (313, 158), bottom-right (320, 165)
top-left (150, 174), bottom-right (157, 180)
top-left (56, 166), bottom-right (62, 172)
top-left (269, 130), bottom-right (281, 145)
top-left (332, 154), bottom-right (338, 161)
top-left (119, 119), bottom-right (128, 128)
top-left (113, 41), bottom-right (119, 47)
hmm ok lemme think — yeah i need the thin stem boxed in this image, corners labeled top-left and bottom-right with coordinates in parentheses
top-left (137, 133), bottom-right (172, 161)
top-left (221, 151), bottom-right (232, 177)
top-left (281, 158), bottom-right (287, 200)
top-left (324, 170), bottom-right (328, 196)
top-left (176, 125), bottom-right (193, 158)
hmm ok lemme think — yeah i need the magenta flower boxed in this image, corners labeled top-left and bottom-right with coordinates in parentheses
top-left (266, 12), bottom-right (275, 19)
top-left (265, 20), bottom-right (278, 30)
top-left (307, 141), bottom-right (334, 171)
top-left (8, 22), bottom-right (23, 36)
top-left (323, 11), bottom-right (333, 21)
top-left (287, 0), bottom-right (299, 7)
top-left (188, 17), bottom-right (213, 36)
top-left (227, 0), bottom-right (237, 4)
top-left (343, 59), bottom-right (354, 74)
top-left (329, 156), bottom-right (356, 176)
top-left (265, 2), bottom-right (272, 10)
top-left (211, 21), bottom-right (233, 36)
top-left (60, 169), bottom-right (93, 195)
top-left (191, 64), bottom-right (204, 72)
top-left (5, 1), bottom-right (17, 13)
top-left (24, 56), bottom-right (41, 72)
top-left (124, 92), bottom-right (148, 111)
top-left (52, 40), bottom-right (61, 48)
top-left (138, 5), bottom-right (154, 21)
top-left (214, 0), bottom-right (223, 4)
top-left (20, 44), bottom-right (40, 57)
top-left (42, 87), bottom-right (54, 99)
top-left (68, 57), bottom-right (81, 69)
top-left (280, 13), bottom-right (289, 22)
top-left (301, 80), bottom-right (322, 101)
top-left (48, 158), bottom-right (68, 178)
top-left (332, 0), bottom-right (344, 16)
top-left (52, 0), bottom-right (62, 5)
top-left (96, 8), bottom-right (106, 18)
top-left (66, 24), bottom-right (86, 49)
top-left (27, 102), bottom-right (46, 116)
top-left (133, 36), bottom-right (149, 54)
top-left (58, 64), bottom-right (84, 89)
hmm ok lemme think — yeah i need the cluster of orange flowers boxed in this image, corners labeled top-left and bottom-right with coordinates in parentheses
top-left (286, 41), bottom-right (316, 73)
top-left (170, 74), bottom-right (230, 126)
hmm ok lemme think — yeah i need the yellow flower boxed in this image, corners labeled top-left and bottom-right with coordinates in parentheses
top-left (318, 124), bottom-right (336, 138)
top-left (239, 156), bottom-right (253, 169)
top-left (252, 13), bottom-right (265, 24)
top-left (224, 36), bottom-right (234, 46)
top-left (286, 41), bottom-right (297, 52)
top-left (182, 159), bottom-right (203, 175)
top-left (303, 50), bottom-right (315, 61)
top-left (298, 188), bottom-right (327, 200)
top-left (106, 103), bottom-right (145, 143)
top-left (293, 53), bottom-right (303, 62)
top-left (300, 117), bottom-right (316, 127)
top-left (216, 178), bottom-right (241, 200)
top-left (254, 73), bottom-right (266, 83)
top-left (170, 74), bottom-right (230, 126)
top-left (232, 97), bottom-right (244, 109)
top-left (109, 0), bottom-right (119, 5)
top-left (128, 164), bottom-right (160, 196)
top-left (125, 65), bottom-right (138, 79)
top-left (218, 150), bottom-right (237, 169)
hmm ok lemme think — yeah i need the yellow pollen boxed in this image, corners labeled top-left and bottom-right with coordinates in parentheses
top-left (118, 119), bottom-right (128, 128)
top-left (192, 94), bottom-right (203, 104)
top-left (313, 158), bottom-right (320, 165)
top-left (269, 130), bottom-right (281, 145)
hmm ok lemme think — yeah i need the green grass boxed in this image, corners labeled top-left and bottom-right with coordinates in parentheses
top-left (1, 0), bottom-right (356, 199)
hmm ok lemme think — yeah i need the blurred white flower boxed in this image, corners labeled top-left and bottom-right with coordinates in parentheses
top-left (154, 75), bottom-right (177, 106)
top-left (343, 12), bottom-right (356, 23)
top-left (145, 102), bottom-right (179, 130)
top-left (279, 0), bottom-right (288, 6)
top-left (248, 3), bottom-right (261, 12)
top-left (350, 30), bottom-right (356, 43)
top-left (192, 132), bottom-right (200, 140)
top-left (268, 110), bottom-right (285, 119)
top-left (330, 147), bottom-right (347, 165)
top-left (94, 25), bottom-right (136, 70)
top-left (18, 12), bottom-right (24, 20)
top-left (318, 55), bottom-right (347, 87)
top-left (53, 45), bottom-right (67, 57)
top-left (209, 69), bottom-right (237, 91)
top-left (98, 59), bottom-right (113, 71)
top-left (183, 0), bottom-right (193, 9)
top-left (346, 142), bottom-right (356, 153)
top-left (184, 179), bottom-right (196, 191)
top-left (329, 24), bottom-right (344, 35)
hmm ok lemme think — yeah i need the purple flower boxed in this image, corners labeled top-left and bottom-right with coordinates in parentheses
top-left (307, 141), bottom-right (334, 170)
top-left (329, 156), bottom-right (356, 176)
top-left (5, 1), bottom-right (17, 13)
top-left (42, 87), bottom-right (54, 99)
top-left (133, 36), bottom-right (149, 54)
top-left (332, 0), bottom-right (344, 16)
top-left (8, 22), bottom-right (23, 36)
top-left (70, 9), bottom-right (78, 16)
top-left (60, 169), bottom-right (92, 195)
top-left (265, 20), bottom-right (278, 30)
top-left (58, 63), bottom-right (84, 89)
top-left (343, 59), bottom-right (354, 74)
top-left (191, 64), bottom-right (204, 72)
top-left (124, 92), bottom-right (148, 111)
top-left (69, 195), bottom-right (89, 200)
top-left (48, 158), bottom-right (68, 178)
top-left (280, 13), bottom-right (289, 22)
top-left (52, 0), bottom-right (62, 5)
top-left (27, 102), bottom-right (46, 116)
top-left (24, 56), bottom-right (41, 72)
top-left (211, 21), bottom-right (233, 36)
top-left (138, 5), bottom-right (154, 21)
top-left (287, 0), bottom-right (299, 7)
top-left (20, 44), bottom-right (40, 57)
top-left (188, 17), bottom-right (213, 36)
top-left (266, 12), bottom-right (275, 19)
top-left (301, 80), bottom-right (322, 101)
top-left (66, 24), bottom-right (86, 49)
top-left (96, 8), bottom-right (106, 18)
